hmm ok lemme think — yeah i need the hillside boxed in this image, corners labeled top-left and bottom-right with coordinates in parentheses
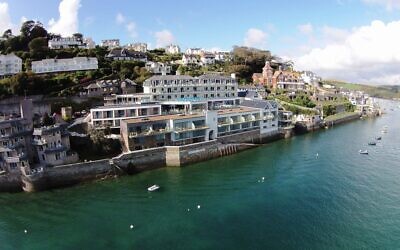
top-left (324, 80), bottom-right (400, 100)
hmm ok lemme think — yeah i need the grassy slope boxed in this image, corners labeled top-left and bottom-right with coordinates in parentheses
top-left (324, 80), bottom-right (400, 99)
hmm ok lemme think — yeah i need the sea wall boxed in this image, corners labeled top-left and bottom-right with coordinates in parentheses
top-left (166, 140), bottom-right (220, 167)
top-left (0, 174), bottom-right (22, 192)
top-left (22, 159), bottom-right (113, 192)
top-left (113, 147), bottom-right (166, 171)
top-left (324, 113), bottom-right (361, 127)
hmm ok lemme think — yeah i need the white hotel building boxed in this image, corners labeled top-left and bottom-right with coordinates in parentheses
top-left (0, 54), bottom-right (22, 76)
top-left (32, 57), bottom-right (98, 74)
top-left (48, 37), bottom-right (95, 49)
top-left (143, 74), bottom-right (238, 101)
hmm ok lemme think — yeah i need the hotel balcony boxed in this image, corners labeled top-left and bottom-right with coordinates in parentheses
top-left (173, 125), bottom-right (209, 133)
top-left (128, 128), bottom-right (172, 138)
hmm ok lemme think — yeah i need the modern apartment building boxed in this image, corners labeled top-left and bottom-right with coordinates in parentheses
top-left (0, 54), bottom-right (22, 76)
top-left (142, 74), bottom-right (238, 101)
top-left (90, 103), bottom-right (162, 129)
top-left (31, 57), bottom-right (98, 74)
top-left (120, 112), bottom-right (210, 151)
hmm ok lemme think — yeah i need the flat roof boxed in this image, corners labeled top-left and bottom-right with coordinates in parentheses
top-left (217, 106), bottom-right (260, 115)
top-left (92, 103), bottom-right (160, 110)
top-left (123, 113), bottom-right (204, 124)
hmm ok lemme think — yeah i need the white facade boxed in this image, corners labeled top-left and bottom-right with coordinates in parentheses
top-left (185, 48), bottom-right (204, 55)
top-left (143, 74), bottom-right (238, 101)
top-left (32, 57), bottom-right (98, 74)
top-left (182, 54), bottom-right (198, 65)
top-left (145, 61), bottom-right (171, 75)
top-left (165, 44), bottom-right (181, 54)
top-left (0, 54), bottom-right (22, 76)
top-left (301, 71), bottom-right (321, 86)
top-left (200, 53), bottom-right (216, 66)
top-left (84, 38), bottom-right (96, 49)
top-left (126, 43), bottom-right (148, 53)
top-left (90, 103), bottom-right (162, 129)
top-left (48, 37), bottom-right (86, 49)
top-left (101, 39), bottom-right (120, 48)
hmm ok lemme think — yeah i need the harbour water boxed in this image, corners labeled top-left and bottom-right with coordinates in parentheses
top-left (1, 100), bottom-right (399, 249)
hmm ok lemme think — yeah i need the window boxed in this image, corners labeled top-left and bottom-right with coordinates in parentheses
top-left (55, 153), bottom-right (61, 160)
top-left (42, 155), bottom-right (46, 161)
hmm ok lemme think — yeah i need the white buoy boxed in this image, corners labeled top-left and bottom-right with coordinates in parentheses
top-left (197, 205), bottom-right (201, 209)
top-left (24, 229), bottom-right (28, 234)
top-left (187, 208), bottom-right (190, 212)
top-left (316, 153), bottom-right (319, 158)
top-left (130, 224), bottom-right (134, 229)
top-left (262, 177), bottom-right (265, 180)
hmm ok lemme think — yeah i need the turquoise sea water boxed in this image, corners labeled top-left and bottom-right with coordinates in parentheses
top-left (0, 100), bottom-right (399, 249)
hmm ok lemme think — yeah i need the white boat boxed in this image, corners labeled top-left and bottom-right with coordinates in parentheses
top-left (359, 150), bottom-right (368, 155)
top-left (147, 185), bottom-right (160, 192)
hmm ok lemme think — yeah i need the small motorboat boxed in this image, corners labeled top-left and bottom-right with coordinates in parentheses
top-left (368, 142), bottom-right (377, 146)
top-left (359, 150), bottom-right (369, 155)
top-left (147, 185), bottom-right (160, 192)
top-left (376, 136), bottom-right (382, 140)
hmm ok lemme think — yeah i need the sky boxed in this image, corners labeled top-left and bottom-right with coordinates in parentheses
top-left (1, 0), bottom-right (400, 85)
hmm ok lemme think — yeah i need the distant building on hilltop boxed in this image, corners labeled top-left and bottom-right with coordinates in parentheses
top-left (165, 44), bottom-right (181, 54)
top-left (185, 48), bottom-right (203, 55)
top-left (126, 43), bottom-right (148, 53)
top-left (101, 39), bottom-right (120, 49)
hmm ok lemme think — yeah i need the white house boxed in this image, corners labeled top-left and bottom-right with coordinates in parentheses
top-left (185, 48), bottom-right (204, 55)
top-left (165, 44), bottom-right (181, 54)
top-left (301, 71), bottom-right (321, 86)
top-left (101, 39), bottom-right (120, 48)
top-left (0, 54), bottom-right (22, 76)
top-left (32, 57), bottom-right (98, 74)
top-left (106, 49), bottom-right (147, 62)
top-left (145, 61), bottom-right (171, 75)
top-left (126, 43), bottom-right (148, 53)
top-left (182, 54), bottom-right (198, 65)
top-left (200, 53), bottom-right (216, 66)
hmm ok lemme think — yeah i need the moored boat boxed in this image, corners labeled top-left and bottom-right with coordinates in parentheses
top-left (368, 142), bottom-right (376, 146)
top-left (147, 185), bottom-right (160, 192)
top-left (359, 150), bottom-right (368, 155)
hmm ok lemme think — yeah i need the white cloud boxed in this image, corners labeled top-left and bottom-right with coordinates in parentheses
top-left (154, 29), bottom-right (175, 48)
top-left (0, 2), bottom-right (14, 34)
top-left (243, 28), bottom-right (267, 49)
top-left (115, 13), bottom-right (138, 40)
top-left (48, 0), bottom-right (81, 36)
top-left (361, 0), bottom-right (400, 10)
top-left (126, 22), bottom-right (137, 39)
top-left (321, 26), bottom-right (349, 44)
top-left (116, 13), bottom-right (125, 25)
top-left (298, 23), bottom-right (313, 35)
top-left (295, 20), bottom-right (400, 85)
